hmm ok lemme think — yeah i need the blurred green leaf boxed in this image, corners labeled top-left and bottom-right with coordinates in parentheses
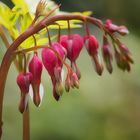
top-left (72, 11), bottom-right (93, 16)
top-left (11, 28), bottom-right (19, 39)
top-left (0, 2), bottom-right (20, 39)
top-left (11, 0), bottom-right (29, 15)
top-left (19, 33), bottom-right (57, 49)
top-left (0, 2), bottom-right (13, 29)
top-left (20, 13), bottom-right (32, 33)
top-left (49, 21), bottom-right (82, 29)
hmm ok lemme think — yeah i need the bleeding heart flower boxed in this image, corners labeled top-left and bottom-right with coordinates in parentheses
top-left (16, 72), bottom-right (33, 113)
top-left (60, 34), bottom-right (83, 79)
top-left (84, 35), bottom-right (103, 75)
top-left (29, 54), bottom-right (43, 107)
top-left (42, 42), bottom-right (66, 101)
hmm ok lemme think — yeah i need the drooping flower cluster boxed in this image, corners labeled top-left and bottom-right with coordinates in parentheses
top-left (16, 19), bottom-right (133, 113)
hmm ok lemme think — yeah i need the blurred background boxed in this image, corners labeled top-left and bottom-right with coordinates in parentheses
top-left (0, 0), bottom-right (140, 140)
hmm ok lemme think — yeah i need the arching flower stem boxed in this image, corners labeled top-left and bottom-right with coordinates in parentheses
top-left (22, 52), bottom-right (30, 140)
top-left (0, 14), bottom-right (120, 139)
top-left (67, 20), bottom-right (71, 37)
top-left (46, 27), bottom-right (52, 46)
top-left (84, 21), bottom-right (90, 37)
top-left (14, 45), bottom-right (72, 73)
top-left (32, 35), bottom-right (38, 55)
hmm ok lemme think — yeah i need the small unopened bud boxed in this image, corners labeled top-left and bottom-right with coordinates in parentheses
top-left (102, 36), bottom-right (113, 73)
top-left (71, 62), bottom-right (81, 80)
top-left (105, 19), bottom-right (118, 32)
top-left (84, 35), bottom-right (103, 75)
top-left (65, 77), bottom-right (71, 92)
top-left (118, 43), bottom-right (133, 64)
top-left (105, 19), bottom-right (129, 36)
top-left (76, 67), bottom-right (81, 80)
top-left (115, 50), bottom-right (131, 72)
top-left (119, 43), bottom-right (130, 54)
top-left (55, 82), bottom-right (64, 96)
top-left (117, 26), bottom-right (129, 36)
top-left (71, 72), bottom-right (79, 89)
top-left (92, 54), bottom-right (103, 76)
top-left (52, 81), bottom-right (60, 101)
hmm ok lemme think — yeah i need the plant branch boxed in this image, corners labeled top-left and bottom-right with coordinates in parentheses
top-left (0, 25), bottom-right (20, 70)
top-left (14, 45), bottom-right (71, 72)
top-left (0, 25), bottom-right (10, 48)
top-left (23, 105), bottom-right (30, 140)
top-left (0, 14), bottom-right (109, 139)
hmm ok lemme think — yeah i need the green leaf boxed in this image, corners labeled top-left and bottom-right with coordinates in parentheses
top-left (11, 0), bottom-right (29, 15)
top-left (11, 28), bottom-right (19, 39)
top-left (48, 11), bottom-right (92, 29)
top-left (20, 13), bottom-right (32, 33)
top-left (19, 36), bottom-right (33, 49)
top-left (0, 2), bottom-right (20, 39)
top-left (0, 2), bottom-right (12, 29)
top-left (37, 35), bottom-right (57, 46)
top-left (72, 11), bottom-right (93, 16)
top-left (49, 23), bottom-right (82, 29)
top-left (19, 34), bottom-right (57, 49)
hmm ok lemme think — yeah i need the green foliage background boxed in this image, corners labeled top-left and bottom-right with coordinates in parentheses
top-left (0, 0), bottom-right (140, 140)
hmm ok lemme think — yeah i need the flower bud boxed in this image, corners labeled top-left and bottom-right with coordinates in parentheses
top-left (118, 43), bottom-right (133, 64)
top-left (42, 42), bottom-right (65, 100)
top-left (55, 82), bottom-right (64, 96)
top-left (42, 48), bottom-right (58, 76)
top-left (16, 72), bottom-right (33, 113)
top-left (84, 35), bottom-right (99, 55)
top-left (65, 77), bottom-right (71, 92)
top-left (115, 50), bottom-right (131, 72)
top-left (102, 36), bottom-right (113, 73)
top-left (71, 62), bottom-right (81, 80)
top-left (52, 79), bottom-right (60, 101)
top-left (42, 43), bottom-right (65, 77)
top-left (105, 19), bottom-right (119, 32)
top-left (92, 54), bottom-right (103, 76)
top-left (71, 72), bottom-right (79, 89)
top-left (84, 35), bottom-right (103, 75)
top-left (60, 34), bottom-right (83, 79)
top-left (105, 19), bottom-right (129, 35)
top-left (29, 54), bottom-right (43, 107)
top-left (60, 34), bottom-right (83, 62)
top-left (117, 26), bottom-right (129, 36)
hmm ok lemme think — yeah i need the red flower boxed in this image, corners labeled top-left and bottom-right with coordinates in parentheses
top-left (60, 34), bottom-right (83, 62)
top-left (84, 35), bottom-right (103, 75)
top-left (29, 54), bottom-right (43, 107)
top-left (60, 34), bottom-right (83, 79)
top-left (42, 42), bottom-right (66, 101)
top-left (16, 72), bottom-right (33, 113)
